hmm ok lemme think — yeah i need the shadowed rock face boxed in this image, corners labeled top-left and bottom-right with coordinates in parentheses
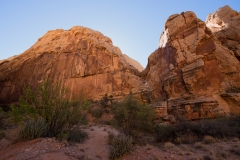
top-left (206, 5), bottom-right (240, 61)
top-left (143, 11), bottom-right (240, 119)
top-left (0, 26), bottom-right (144, 103)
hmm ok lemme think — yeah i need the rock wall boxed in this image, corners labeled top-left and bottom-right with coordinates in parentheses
top-left (0, 26), bottom-right (144, 104)
top-left (0, 6), bottom-right (240, 120)
top-left (206, 5), bottom-right (240, 61)
top-left (143, 10), bottom-right (240, 119)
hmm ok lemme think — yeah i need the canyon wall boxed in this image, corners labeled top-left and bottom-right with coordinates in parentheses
top-left (0, 26), bottom-right (144, 104)
top-left (143, 7), bottom-right (240, 119)
top-left (0, 6), bottom-right (239, 119)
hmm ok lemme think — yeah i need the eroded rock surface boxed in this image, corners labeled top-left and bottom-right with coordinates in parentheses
top-left (1, 6), bottom-right (240, 120)
top-left (206, 5), bottom-right (240, 61)
top-left (0, 26), bottom-right (144, 104)
top-left (143, 10), bottom-right (240, 119)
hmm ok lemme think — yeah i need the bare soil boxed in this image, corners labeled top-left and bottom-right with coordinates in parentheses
top-left (0, 125), bottom-right (240, 160)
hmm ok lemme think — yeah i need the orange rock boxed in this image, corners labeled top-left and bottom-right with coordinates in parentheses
top-left (0, 26), bottom-right (144, 104)
top-left (143, 9), bottom-right (240, 119)
top-left (206, 5), bottom-right (240, 61)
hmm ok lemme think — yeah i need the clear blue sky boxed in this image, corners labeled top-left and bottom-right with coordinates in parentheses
top-left (1, 0), bottom-right (239, 67)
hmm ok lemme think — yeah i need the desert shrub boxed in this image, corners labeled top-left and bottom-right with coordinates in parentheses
top-left (155, 116), bottom-right (240, 143)
top-left (109, 136), bottom-right (133, 160)
top-left (82, 100), bottom-right (91, 110)
top-left (194, 142), bottom-right (204, 149)
top-left (100, 93), bottom-right (110, 108)
top-left (67, 128), bottom-right (88, 143)
top-left (91, 108), bottom-right (104, 119)
top-left (0, 131), bottom-right (6, 140)
top-left (155, 124), bottom-right (175, 142)
top-left (203, 135), bottom-right (215, 144)
top-left (164, 142), bottom-right (175, 150)
top-left (12, 80), bottom-right (86, 138)
top-left (108, 132), bottom-right (116, 145)
top-left (19, 118), bottom-right (47, 140)
top-left (112, 95), bottom-right (155, 136)
top-left (202, 155), bottom-right (213, 160)
top-left (178, 116), bottom-right (240, 139)
top-left (0, 108), bottom-right (5, 129)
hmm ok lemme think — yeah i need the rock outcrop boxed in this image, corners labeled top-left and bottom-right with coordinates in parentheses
top-left (206, 5), bottom-right (240, 61)
top-left (0, 26), bottom-right (144, 104)
top-left (1, 6), bottom-right (240, 120)
top-left (142, 10), bottom-right (240, 119)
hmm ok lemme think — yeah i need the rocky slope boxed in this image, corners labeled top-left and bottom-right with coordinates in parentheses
top-left (0, 26), bottom-right (144, 104)
top-left (142, 9), bottom-right (240, 119)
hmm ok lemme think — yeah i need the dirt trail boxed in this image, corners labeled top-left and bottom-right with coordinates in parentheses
top-left (0, 125), bottom-right (118, 160)
top-left (78, 125), bottom-right (119, 159)
top-left (0, 125), bottom-right (240, 160)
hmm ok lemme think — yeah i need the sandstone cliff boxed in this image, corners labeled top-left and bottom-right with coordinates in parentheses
top-left (143, 10), bottom-right (240, 119)
top-left (206, 5), bottom-right (240, 61)
top-left (1, 6), bottom-right (240, 120)
top-left (0, 26), bottom-right (144, 104)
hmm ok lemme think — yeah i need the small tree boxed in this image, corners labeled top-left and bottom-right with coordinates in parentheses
top-left (12, 80), bottom-right (85, 138)
top-left (113, 95), bottom-right (155, 136)
top-left (100, 93), bottom-right (110, 108)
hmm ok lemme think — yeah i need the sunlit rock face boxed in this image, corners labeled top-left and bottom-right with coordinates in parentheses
top-left (0, 26), bottom-right (144, 104)
top-left (1, 6), bottom-right (240, 120)
top-left (143, 10), bottom-right (240, 119)
top-left (206, 5), bottom-right (240, 61)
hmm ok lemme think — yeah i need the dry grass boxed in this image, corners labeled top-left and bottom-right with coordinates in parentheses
top-left (203, 136), bottom-right (215, 144)
top-left (194, 142), bottom-right (205, 149)
top-left (164, 142), bottom-right (175, 150)
top-left (210, 150), bottom-right (216, 160)
top-left (232, 137), bottom-right (239, 142)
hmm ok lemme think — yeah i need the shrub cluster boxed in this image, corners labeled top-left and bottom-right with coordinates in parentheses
top-left (109, 135), bottom-right (133, 160)
top-left (19, 118), bottom-right (47, 140)
top-left (112, 95), bottom-right (155, 136)
top-left (155, 116), bottom-right (240, 143)
top-left (12, 80), bottom-right (87, 140)
top-left (67, 128), bottom-right (88, 143)
top-left (91, 108), bottom-right (104, 119)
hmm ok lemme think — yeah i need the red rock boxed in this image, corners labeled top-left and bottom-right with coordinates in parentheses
top-left (206, 5), bottom-right (240, 61)
top-left (0, 26), bottom-right (143, 104)
top-left (143, 10), bottom-right (240, 119)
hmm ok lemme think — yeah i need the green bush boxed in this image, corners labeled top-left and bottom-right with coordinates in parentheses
top-left (19, 118), bottom-right (47, 140)
top-left (67, 128), bottom-right (88, 143)
top-left (100, 93), bottom-right (110, 108)
top-left (155, 124), bottom-right (175, 142)
top-left (91, 108), bottom-right (104, 119)
top-left (109, 136), bottom-right (133, 160)
top-left (12, 80), bottom-right (86, 138)
top-left (113, 95), bottom-right (155, 136)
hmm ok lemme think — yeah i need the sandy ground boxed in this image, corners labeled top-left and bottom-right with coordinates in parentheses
top-left (0, 125), bottom-right (240, 160)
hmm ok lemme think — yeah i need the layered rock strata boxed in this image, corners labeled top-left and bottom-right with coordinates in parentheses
top-left (206, 5), bottom-right (240, 61)
top-left (0, 6), bottom-right (240, 120)
top-left (0, 26), bottom-right (144, 104)
top-left (142, 10), bottom-right (240, 119)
